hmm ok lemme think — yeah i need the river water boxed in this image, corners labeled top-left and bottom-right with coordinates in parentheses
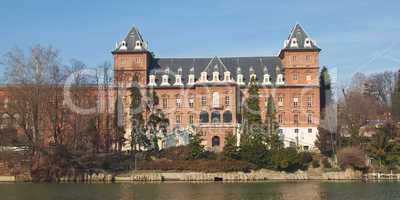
top-left (0, 181), bottom-right (399, 200)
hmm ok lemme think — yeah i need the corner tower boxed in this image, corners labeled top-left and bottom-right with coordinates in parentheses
top-left (279, 24), bottom-right (320, 85)
top-left (112, 26), bottom-right (151, 86)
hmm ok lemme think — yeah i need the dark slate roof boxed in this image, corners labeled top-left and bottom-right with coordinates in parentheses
top-left (149, 56), bottom-right (283, 86)
top-left (283, 24), bottom-right (320, 51)
top-left (113, 26), bottom-right (148, 53)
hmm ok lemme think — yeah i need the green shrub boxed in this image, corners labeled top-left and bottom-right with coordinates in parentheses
top-left (270, 148), bottom-right (313, 172)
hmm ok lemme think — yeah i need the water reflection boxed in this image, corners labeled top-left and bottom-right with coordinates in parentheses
top-left (1, 181), bottom-right (400, 200)
top-left (276, 182), bottom-right (325, 200)
top-left (117, 181), bottom-right (325, 200)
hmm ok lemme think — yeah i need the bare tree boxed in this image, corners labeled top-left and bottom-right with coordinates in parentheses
top-left (3, 46), bottom-right (61, 156)
top-left (365, 71), bottom-right (395, 106)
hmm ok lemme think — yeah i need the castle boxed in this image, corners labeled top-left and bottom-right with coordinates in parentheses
top-left (112, 24), bottom-right (321, 151)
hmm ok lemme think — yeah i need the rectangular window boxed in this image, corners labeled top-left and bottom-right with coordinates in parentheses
top-left (294, 128), bottom-right (299, 133)
top-left (293, 97), bottom-right (299, 108)
top-left (278, 114), bottom-right (283, 124)
top-left (225, 96), bottom-right (230, 106)
top-left (307, 96), bottom-right (312, 108)
top-left (176, 98), bottom-right (181, 108)
top-left (278, 96), bottom-right (284, 107)
top-left (176, 115), bottom-right (181, 124)
top-left (308, 128), bottom-right (312, 133)
top-left (189, 98), bottom-right (194, 108)
top-left (201, 96), bottom-right (207, 106)
top-left (120, 58), bottom-right (126, 66)
top-left (162, 98), bottom-right (168, 109)
top-left (293, 72), bottom-right (298, 80)
top-left (189, 115), bottom-right (194, 124)
top-left (308, 114), bottom-right (313, 124)
top-left (306, 55), bottom-right (311, 61)
top-left (294, 114), bottom-right (299, 125)
top-left (292, 56), bottom-right (296, 62)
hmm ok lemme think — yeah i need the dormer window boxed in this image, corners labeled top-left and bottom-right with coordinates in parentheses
top-left (148, 75), bottom-right (156, 86)
top-left (188, 74), bottom-right (195, 85)
top-left (161, 75), bottom-right (170, 86)
top-left (290, 38), bottom-right (298, 48)
top-left (212, 71), bottom-right (220, 82)
top-left (276, 74), bottom-right (284, 85)
top-left (263, 74), bottom-right (271, 85)
top-left (304, 38), bottom-right (312, 48)
top-left (120, 41), bottom-right (127, 50)
top-left (224, 71), bottom-right (231, 82)
top-left (134, 40), bottom-right (142, 50)
top-left (174, 74), bottom-right (183, 86)
top-left (200, 71), bottom-right (208, 82)
top-left (237, 74), bottom-right (244, 85)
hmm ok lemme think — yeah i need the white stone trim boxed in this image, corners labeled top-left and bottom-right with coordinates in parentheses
top-left (173, 74), bottom-right (183, 86)
top-left (148, 75), bottom-right (157, 86)
top-left (161, 75), bottom-right (170, 86)
top-left (262, 74), bottom-right (271, 85)
top-left (237, 74), bottom-right (244, 85)
top-left (212, 71), bottom-right (220, 82)
top-left (276, 74), bottom-right (284, 85)
top-left (188, 74), bottom-right (195, 85)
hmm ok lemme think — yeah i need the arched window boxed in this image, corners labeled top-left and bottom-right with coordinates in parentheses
top-left (212, 136), bottom-right (220, 147)
top-left (212, 92), bottom-right (220, 108)
top-left (200, 111), bottom-right (209, 124)
top-left (211, 111), bottom-right (221, 123)
top-left (223, 111), bottom-right (232, 123)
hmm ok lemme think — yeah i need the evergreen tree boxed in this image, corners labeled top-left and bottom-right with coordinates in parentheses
top-left (241, 77), bottom-right (262, 136)
top-left (392, 71), bottom-right (400, 121)
top-left (320, 66), bottom-right (333, 119)
top-left (187, 132), bottom-right (205, 160)
top-left (366, 122), bottom-right (400, 169)
top-left (129, 76), bottom-right (148, 152)
top-left (146, 89), bottom-right (169, 151)
top-left (239, 77), bottom-right (271, 167)
top-left (222, 133), bottom-right (240, 160)
top-left (265, 95), bottom-right (283, 150)
top-left (315, 126), bottom-right (335, 157)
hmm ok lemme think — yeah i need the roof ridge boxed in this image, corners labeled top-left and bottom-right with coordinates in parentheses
top-left (203, 56), bottom-right (217, 72)
top-left (156, 56), bottom-right (279, 59)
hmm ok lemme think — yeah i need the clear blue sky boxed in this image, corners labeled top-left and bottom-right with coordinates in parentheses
top-left (0, 0), bottom-right (399, 83)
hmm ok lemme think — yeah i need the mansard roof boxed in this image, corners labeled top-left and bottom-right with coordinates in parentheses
top-left (283, 23), bottom-right (320, 51)
top-left (113, 26), bottom-right (148, 53)
top-left (149, 56), bottom-right (283, 86)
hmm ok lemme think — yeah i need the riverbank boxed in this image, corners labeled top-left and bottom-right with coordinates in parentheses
top-left (0, 168), bottom-right (362, 182)
top-left (114, 168), bottom-right (363, 182)
top-left (4, 168), bottom-right (400, 182)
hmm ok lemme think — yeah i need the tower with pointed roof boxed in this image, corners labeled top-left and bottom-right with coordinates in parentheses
top-left (112, 26), bottom-right (151, 86)
top-left (279, 23), bottom-right (320, 86)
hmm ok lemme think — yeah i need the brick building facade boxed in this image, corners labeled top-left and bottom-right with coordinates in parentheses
top-left (113, 24), bottom-right (321, 151)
